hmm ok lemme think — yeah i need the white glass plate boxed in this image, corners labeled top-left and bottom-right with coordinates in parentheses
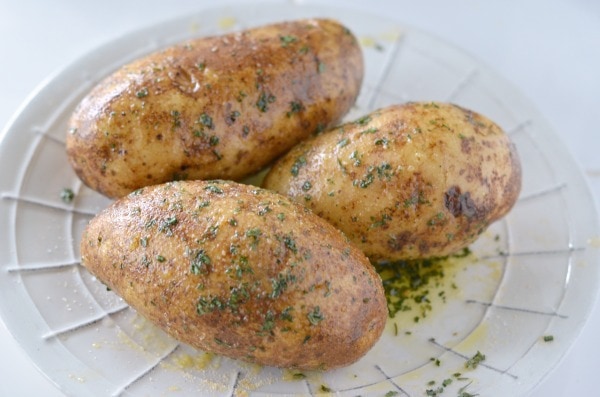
top-left (1, 3), bottom-right (599, 397)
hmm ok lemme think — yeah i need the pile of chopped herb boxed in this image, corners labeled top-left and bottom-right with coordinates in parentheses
top-left (373, 248), bottom-right (470, 320)
top-left (374, 257), bottom-right (445, 320)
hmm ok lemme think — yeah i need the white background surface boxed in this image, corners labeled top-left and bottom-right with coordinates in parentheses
top-left (0, 0), bottom-right (598, 396)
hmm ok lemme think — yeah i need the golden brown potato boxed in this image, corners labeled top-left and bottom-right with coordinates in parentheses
top-left (262, 102), bottom-right (522, 262)
top-left (80, 180), bottom-right (387, 370)
top-left (67, 19), bottom-right (363, 199)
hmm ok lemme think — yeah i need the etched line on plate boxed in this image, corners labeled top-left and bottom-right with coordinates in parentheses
top-left (35, 127), bottom-right (66, 146)
top-left (375, 364), bottom-right (412, 396)
top-left (479, 246), bottom-right (584, 260)
top-left (516, 183), bottom-right (566, 203)
top-left (332, 362), bottom-right (419, 393)
top-left (1, 193), bottom-right (97, 216)
top-left (228, 370), bottom-right (242, 397)
top-left (112, 343), bottom-right (180, 397)
top-left (507, 119), bottom-right (532, 136)
top-left (304, 379), bottom-right (316, 397)
top-left (6, 260), bottom-right (80, 272)
top-left (42, 304), bottom-right (129, 339)
top-left (366, 33), bottom-right (405, 110)
top-left (446, 69), bottom-right (478, 102)
top-left (332, 371), bottom-right (395, 393)
top-left (428, 338), bottom-right (519, 380)
top-left (466, 299), bottom-right (568, 319)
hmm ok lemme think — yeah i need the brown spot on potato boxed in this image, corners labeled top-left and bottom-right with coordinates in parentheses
top-left (387, 231), bottom-right (414, 252)
top-left (444, 185), bottom-right (477, 218)
top-left (461, 136), bottom-right (473, 154)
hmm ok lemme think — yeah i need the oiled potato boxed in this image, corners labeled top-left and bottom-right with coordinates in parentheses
top-left (67, 19), bottom-right (363, 199)
top-left (263, 102), bottom-right (522, 261)
top-left (80, 180), bottom-right (386, 370)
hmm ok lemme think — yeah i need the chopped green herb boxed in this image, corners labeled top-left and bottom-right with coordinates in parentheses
top-left (290, 156), bottom-right (307, 177)
top-left (314, 122), bottom-right (326, 135)
top-left (256, 91), bottom-right (276, 112)
top-left (245, 228), bottom-right (262, 249)
top-left (141, 255), bottom-right (151, 267)
top-left (370, 212), bottom-right (392, 228)
top-left (349, 150), bottom-right (361, 166)
top-left (373, 256), bottom-right (450, 318)
top-left (136, 88), bottom-right (149, 98)
top-left (360, 127), bottom-right (378, 135)
top-left (280, 306), bottom-right (294, 322)
top-left (171, 110), bottom-right (181, 129)
top-left (227, 110), bottom-right (241, 124)
top-left (337, 137), bottom-right (350, 148)
top-left (543, 335), bottom-right (554, 342)
top-left (257, 204), bottom-right (271, 216)
top-left (374, 137), bottom-right (389, 148)
top-left (317, 62), bottom-right (326, 74)
top-left (60, 188), bottom-right (75, 203)
top-left (204, 184), bottom-right (224, 194)
top-left (354, 115), bottom-right (372, 126)
top-left (271, 272), bottom-right (296, 298)
top-left (375, 162), bottom-right (394, 180)
top-left (307, 306), bottom-right (324, 325)
top-left (191, 249), bottom-right (211, 275)
top-left (158, 216), bottom-right (178, 236)
top-left (465, 351), bottom-right (486, 369)
top-left (283, 235), bottom-right (298, 254)
top-left (196, 295), bottom-right (224, 315)
top-left (425, 386), bottom-right (444, 396)
top-left (214, 337), bottom-right (232, 348)
top-left (353, 173), bottom-right (374, 188)
top-left (156, 255), bottom-right (166, 262)
top-left (199, 113), bottom-right (214, 129)
top-left (261, 310), bottom-right (276, 332)
top-left (430, 357), bottom-right (441, 366)
top-left (287, 100), bottom-right (304, 117)
top-left (280, 34), bottom-right (297, 47)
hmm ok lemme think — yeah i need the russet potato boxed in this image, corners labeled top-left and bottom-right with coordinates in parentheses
top-left (262, 102), bottom-right (522, 262)
top-left (80, 180), bottom-right (387, 370)
top-left (67, 19), bottom-right (363, 199)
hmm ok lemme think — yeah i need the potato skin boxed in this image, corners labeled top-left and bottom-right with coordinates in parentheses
top-left (262, 102), bottom-right (522, 261)
top-left (67, 19), bottom-right (363, 199)
top-left (80, 180), bottom-right (386, 370)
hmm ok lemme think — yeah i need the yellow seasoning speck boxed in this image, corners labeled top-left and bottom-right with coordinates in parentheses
top-left (218, 17), bottom-right (236, 30)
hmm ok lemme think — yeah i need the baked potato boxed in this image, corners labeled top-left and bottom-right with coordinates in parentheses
top-left (67, 19), bottom-right (363, 199)
top-left (262, 102), bottom-right (522, 262)
top-left (80, 180), bottom-right (387, 370)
